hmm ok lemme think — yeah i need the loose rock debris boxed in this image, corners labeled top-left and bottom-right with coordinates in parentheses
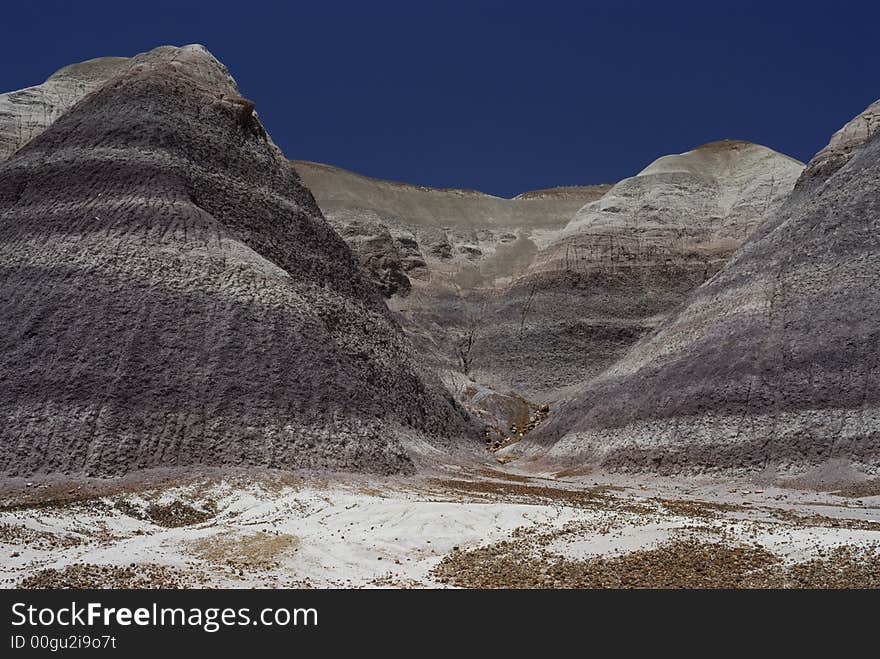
top-left (1, 474), bottom-right (878, 588)
top-left (432, 539), bottom-right (880, 589)
top-left (484, 404), bottom-right (550, 453)
top-left (19, 563), bottom-right (193, 589)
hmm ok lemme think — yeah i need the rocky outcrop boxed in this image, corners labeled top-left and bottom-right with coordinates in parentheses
top-left (292, 160), bottom-right (610, 298)
top-left (513, 185), bottom-right (613, 201)
top-left (294, 144), bottom-right (805, 410)
top-left (0, 56), bottom-right (130, 161)
top-left (328, 208), bottom-right (427, 297)
top-left (0, 45), bottom-right (475, 477)
top-left (293, 159), bottom-right (613, 398)
top-left (803, 99), bottom-right (880, 183)
top-left (529, 102), bottom-right (880, 475)
top-left (474, 141), bottom-right (805, 399)
top-left (441, 371), bottom-right (548, 451)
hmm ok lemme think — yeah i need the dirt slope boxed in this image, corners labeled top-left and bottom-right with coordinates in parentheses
top-left (527, 102), bottom-right (880, 475)
top-left (0, 45), bottom-right (475, 477)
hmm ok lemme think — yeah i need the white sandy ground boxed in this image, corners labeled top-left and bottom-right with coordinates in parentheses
top-left (1, 470), bottom-right (878, 588)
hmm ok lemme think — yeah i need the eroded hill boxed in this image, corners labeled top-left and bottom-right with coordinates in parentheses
top-left (0, 45), bottom-right (475, 477)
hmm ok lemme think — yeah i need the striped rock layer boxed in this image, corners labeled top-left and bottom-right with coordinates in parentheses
top-left (529, 101), bottom-right (880, 475)
top-left (1, 54), bottom-right (130, 161)
top-left (293, 159), bottom-right (612, 403)
top-left (476, 141), bottom-right (804, 399)
top-left (0, 45), bottom-right (474, 477)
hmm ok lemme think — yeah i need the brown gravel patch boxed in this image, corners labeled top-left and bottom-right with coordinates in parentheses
top-left (0, 471), bottom-right (305, 513)
top-left (144, 500), bottom-right (216, 527)
top-left (0, 491), bottom-right (114, 514)
top-left (0, 478), bottom-right (195, 513)
top-left (19, 563), bottom-right (193, 589)
top-left (771, 509), bottom-right (880, 531)
top-left (832, 480), bottom-right (880, 499)
top-left (783, 546), bottom-right (880, 588)
top-left (428, 479), bottom-right (625, 507)
top-left (658, 498), bottom-right (751, 518)
top-left (0, 523), bottom-right (83, 550)
top-left (433, 539), bottom-right (880, 588)
top-left (112, 499), bottom-right (216, 527)
top-left (369, 574), bottom-right (422, 588)
top-left (474, 469), bottom-right (534, 483)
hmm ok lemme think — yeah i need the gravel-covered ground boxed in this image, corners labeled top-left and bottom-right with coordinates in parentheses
top-left (1, 469), bottom-right (878, 588)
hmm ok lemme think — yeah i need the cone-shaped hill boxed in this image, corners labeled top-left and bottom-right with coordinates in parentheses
top-left (0, 45), bottom-right (475, 477)
top-left (528, 100), bottom-right (880, 475)
top-left (474, 140), bottom-right (804, 399)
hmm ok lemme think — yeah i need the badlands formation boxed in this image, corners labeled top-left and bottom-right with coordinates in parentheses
top-left (479, 140), bottom-right (804, 398)
top-left (0, 45), bottom-right (473, 478)
top-left (0, 45), bottom-right (876, 480)
top-left (292, 158), bottom-right (609, 302)
top-left (293, 159), bottom-right (611, 431)
top-left (0, 45), bottom-right (878, 590)
top-left (527, 100), bottom-right (880, 476)
top-left (296, 143), bottom-right (803, 432)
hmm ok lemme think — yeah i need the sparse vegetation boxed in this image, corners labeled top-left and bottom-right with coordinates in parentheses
top-left (190, 531), bottom-right (299, 569)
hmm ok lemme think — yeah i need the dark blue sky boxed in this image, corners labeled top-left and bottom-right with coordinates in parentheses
top-left (2, 0), bottom-right (877, 197)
